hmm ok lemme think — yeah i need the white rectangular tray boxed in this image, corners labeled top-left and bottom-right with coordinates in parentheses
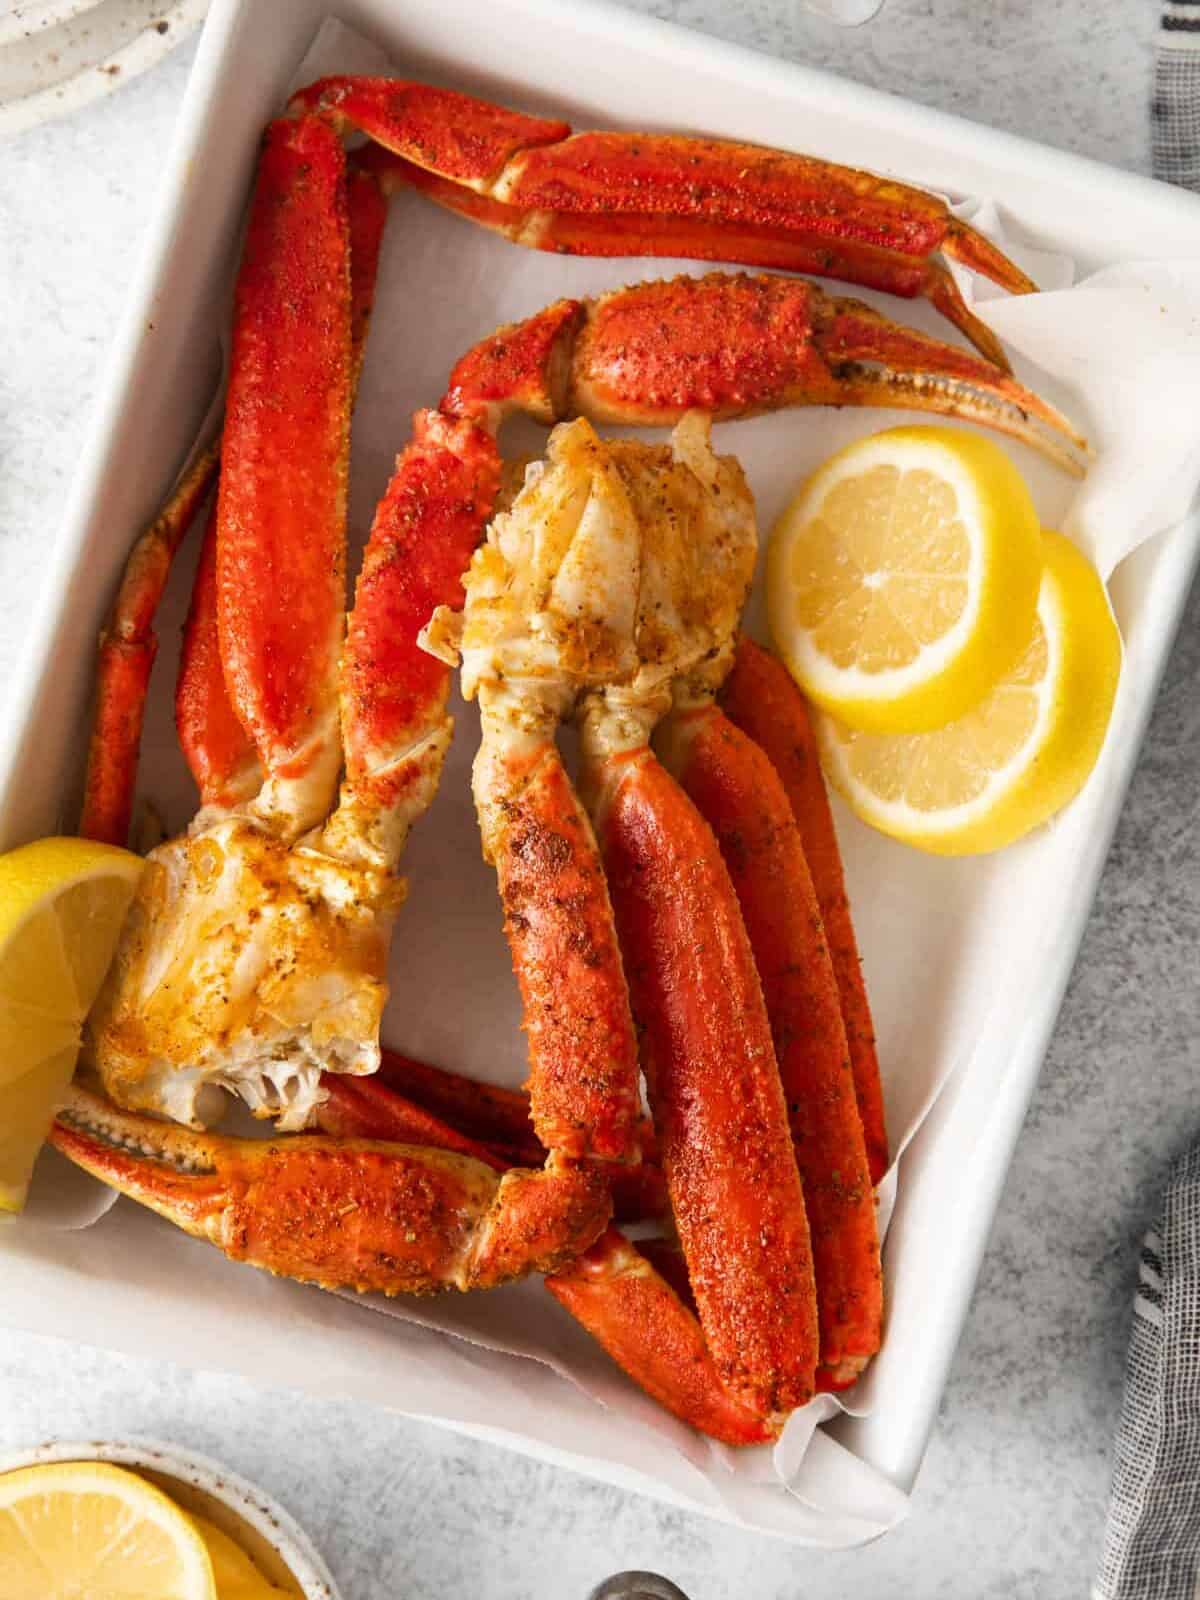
top-left (4, 0), bottom-right (1200, 1540)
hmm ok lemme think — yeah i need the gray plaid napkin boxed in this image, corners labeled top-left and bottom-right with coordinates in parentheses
top-left (1096, 1147), bottom-right (1200, 1598)
top-left (1154, 2), bottom-right (1200, 188)
top-left (1092, 18), bottom-right (1200, 1596)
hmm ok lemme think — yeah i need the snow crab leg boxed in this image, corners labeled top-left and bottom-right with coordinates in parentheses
top-left (293, 74), bottom-right (1035, 370)
top-left (80, 440), bottom-right (221, 848)
top-left (430, 408), bottom-right (824, 1425)
top-left (423, 324), bottom-right (913, 1428)
top-left (364, 268), bottom-right (1079, 1402)
top-left (656, 692), bottom-right (882, 1391)
top-left (437, 271), bottom-right (1084, 470)
top-left (83, 115), bottom-right (389, 1130)
top-left (64, 81), bottom-right (1088, 1426)
top-left (82, 154), bottom-right (389, 853)
top-left (721, 638), bottom-right (889, 1188)
top-left (583, 734), bottom-right (820, 1419)
top-left (76, 118), bottom-right (620, 1283)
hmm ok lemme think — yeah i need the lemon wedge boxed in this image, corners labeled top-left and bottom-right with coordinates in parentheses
top-left (0, 1460), bottom-right (216, 1599)
top-left (768, 426), bottom-right (1043, 732)
top-left (190, 1511), bottom-right (293, 1598)
top-left (0, 836), bottom-right (143, 1212)
top-left (815, 530), bottom-right (1121, 854)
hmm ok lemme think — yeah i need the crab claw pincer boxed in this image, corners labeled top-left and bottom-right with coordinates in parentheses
top-left (441, 273), bottom-right (1088, 475)
top-left (50, 1085), bottom-right (608, 1294)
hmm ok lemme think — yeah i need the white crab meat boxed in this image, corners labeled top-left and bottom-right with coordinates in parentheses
top-left (86, 816), bottom-right (400, 1131)
top-left (423, 410), bottom-right (758, 749)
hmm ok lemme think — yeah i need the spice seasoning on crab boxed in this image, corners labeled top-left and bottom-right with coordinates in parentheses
top-left (51, 1083), bottom-right (607, 1293)
top-left (59, 62), bottom-right (1094, 1437)
top-left (80, 124), bottom-right (410, 1133)
top-left (427, 413), bottom-right (826, 1418)
top-left (86, 823), bottom-right (400, 1129)
top-left (292, 72), bottom-right (1039, 370)
top-left (423, 410), bottom-right (752, 732)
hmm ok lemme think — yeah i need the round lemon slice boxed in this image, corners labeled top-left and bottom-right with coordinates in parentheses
top-left (768, 425), bottom-right (1043, 732)
top-left (815, 530), bottom-right (1121, 855)
top-left (0, 835), bottom-right (143, 1213)
top-left (0, 1460), bottom-right (215, 1599)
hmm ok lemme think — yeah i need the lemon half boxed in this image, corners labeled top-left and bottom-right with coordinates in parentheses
top-left (0, 835), bottom-right (143, 1212)
top-left (768, 426), bottom-right (1043, 732)
top-left (0, 1461), bottom-right (216, 1600)
top-left (816, 530), bottom-right (1121, 854)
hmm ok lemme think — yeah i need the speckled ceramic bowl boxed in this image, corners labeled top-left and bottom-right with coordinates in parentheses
top-left (0, 0), bottom-right (207, 135)
top-left (0, 1437), bottom-right (341, 1598)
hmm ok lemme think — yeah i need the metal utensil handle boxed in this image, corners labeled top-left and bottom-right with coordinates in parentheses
top-left (588, 1575), bottom-right (691, 1600)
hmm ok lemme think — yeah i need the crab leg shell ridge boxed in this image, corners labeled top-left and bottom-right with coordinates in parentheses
top-left (657, 703), bottom-right (882, 1383)
top-left (584, 743), bottom-right (818, 1419)
top-left (216, 115), bottom-right (353, 838)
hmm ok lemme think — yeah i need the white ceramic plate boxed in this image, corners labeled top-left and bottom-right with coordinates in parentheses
top-left (0, 0), bottom-right (207, 136)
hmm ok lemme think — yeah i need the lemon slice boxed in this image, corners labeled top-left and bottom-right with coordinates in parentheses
top-left (768, 425), bottom-right (1043, 732)
top-left (0, 1461), bottom-right (216, 1599)
top-left (190, 1511), bottom-right (293, 1598)
top-left (0, 836), bottom-right (143, 1212)
top-left (816, 530), bottom-right (1121, 854)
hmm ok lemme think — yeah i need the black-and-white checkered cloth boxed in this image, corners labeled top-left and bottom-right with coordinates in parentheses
top-left (1093, 22), bottom-right (1200, 1593)
top-left (1095, 1144), bottom-right (1200, 1598)
top-left (1092, 29), bottom-right (1200, 1591)
top-left (1154, 2), bottom-right (1200, 188)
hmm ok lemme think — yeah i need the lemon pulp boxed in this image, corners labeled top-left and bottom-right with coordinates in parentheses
top-left (768, 425), bottom-right (1043, 732)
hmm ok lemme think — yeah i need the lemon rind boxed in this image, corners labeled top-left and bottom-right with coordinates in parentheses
top-left (817, 531), bottom-right (1122, 856)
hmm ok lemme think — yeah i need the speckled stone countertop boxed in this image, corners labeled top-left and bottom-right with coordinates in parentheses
top-left (0, 4), bottom-right (1183, 1596)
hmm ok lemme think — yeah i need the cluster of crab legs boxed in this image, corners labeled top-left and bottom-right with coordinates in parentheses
top-left (48, 76), bottom-right (1086, 1446)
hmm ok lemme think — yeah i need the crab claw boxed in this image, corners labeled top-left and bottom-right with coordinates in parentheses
top-left (290, 75), bottom-right (1037, 367)
top-left (564, 274), bottom-right (1089, 475)
top-left (50, 1085), bottom-right (609, 1294)
top-left (442, 274), bottom-right (1087, 475)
